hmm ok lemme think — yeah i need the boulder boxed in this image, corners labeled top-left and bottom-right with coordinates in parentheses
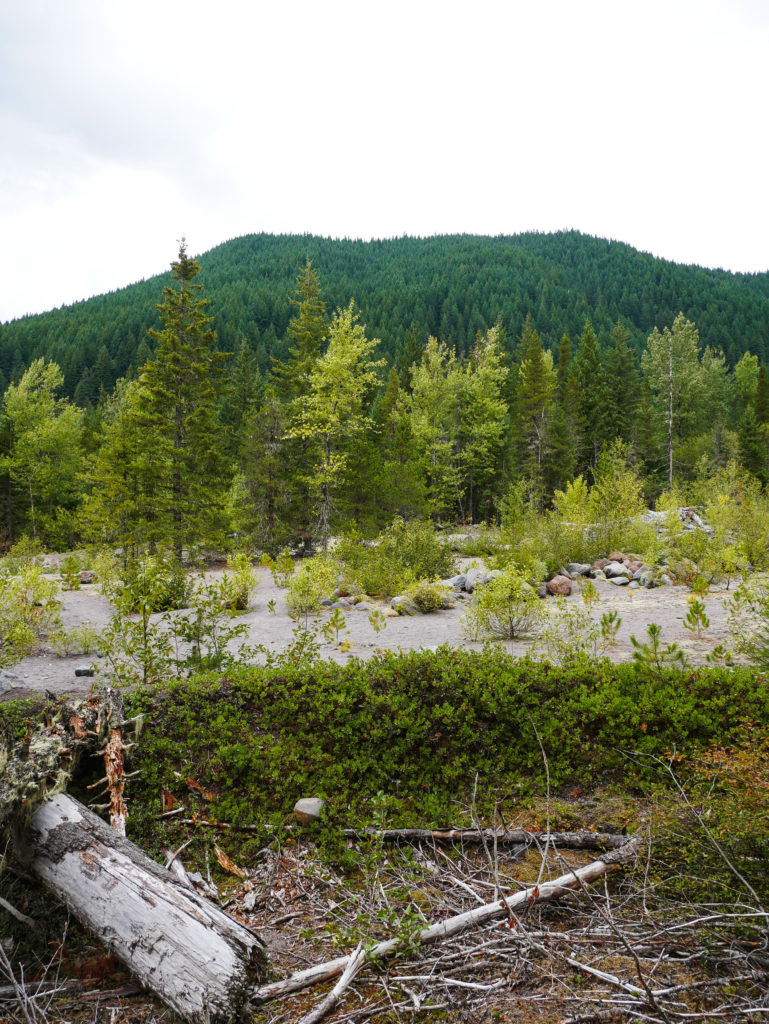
top-left (592, 569), bottom-right (607, 580)
top-left (604, 561), bottom-right (630, 579)
top-left (78, 570), bottom-right (98, 584)
top-left (445, 574), bottom-right (467, 590)
top-left (608, 576), bottom-right (630, 586)
top-left (464, 567), bottom-right (487, 593)
top-left (354, 601), bottom-right (373, 612)
top-left (293, 798), bottom-right (325, 824)
top-left (546, 574), bottom-right (572, 596)
top-left (566, 562), bottom-right (592, 577)
top-left (391, 595), bottom-right (422, 616)
top-left (607, 550), bottom-right (625, 563)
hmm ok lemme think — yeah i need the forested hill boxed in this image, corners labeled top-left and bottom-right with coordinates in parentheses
top-left (2, 230), bottom-right (769, 402)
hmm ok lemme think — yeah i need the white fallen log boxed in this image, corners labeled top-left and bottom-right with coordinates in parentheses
top-left (251, 833), bottom-right (642, 1004)
top-left (18, 793), bottom-right (266, 1024)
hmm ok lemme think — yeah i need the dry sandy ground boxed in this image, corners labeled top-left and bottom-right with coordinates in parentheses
top-left (2, 563), bottom-right (735, 701)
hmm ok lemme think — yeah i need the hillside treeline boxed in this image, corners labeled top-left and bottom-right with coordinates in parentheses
top-left (1, 241), bottom-right (769, 553)
top-left (2, 231), bottom-right (769, 405)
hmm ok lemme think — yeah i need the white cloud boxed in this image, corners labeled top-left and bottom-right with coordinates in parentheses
top-left (1, 0), bottom-right (768, 321)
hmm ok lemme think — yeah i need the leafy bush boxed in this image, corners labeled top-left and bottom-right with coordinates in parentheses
top-left (405, 579), bottom-right (453, 613)
top-left (462, 563), bottom-right (545, 641)
top-left (220, 553), bottom-right (257, 611)
top-left (335, 518), bottom-right (455, 597)
top-left (107, 553), bottom-right (191, 614)
top-left (0, 566), bottom-right (61, 666)
top-left (286, 556), bottom-right (339, 624)
top-left (0, 536), bottom-right (44, 574)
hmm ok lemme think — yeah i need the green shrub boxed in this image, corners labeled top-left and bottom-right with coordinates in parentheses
top-left (0, 536), bottom-right (44, 574)
top-left (107, 553), bottom-right (191, 614)
top-left (406, 579), bottom-right (452, 613)
top-left (286, 556), bottom-right (339, 624)
top-left (335, 518), bottom-right (455, 597)
top-left (0, 566), bottom-right (61, 666)
top-left (122, 649), bottom-right (769, 842)
top-left (462, 563), bottom-right (545, 641)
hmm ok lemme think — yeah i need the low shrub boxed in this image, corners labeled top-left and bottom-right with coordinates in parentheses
top-left (462, 563), bottom-right (545, 641)
top-left (335, 518), bottom-right (455, 597)
top-left (0, 566), bottom-right (61, 666)
top-left (285, 556), bottom-right (339, 624)
top-left (106, 552), bottom-right (191, 614)
top-left (122, 649), bottom-right (769, 844)
top-left (406, 579), bottom-right (452, 613)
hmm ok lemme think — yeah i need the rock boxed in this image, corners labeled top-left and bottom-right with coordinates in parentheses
top-left (333, 584), bottom-right (361, 598)
top-left (566, 562), bottom-right (592, 577)
top-left (464, 568), bottom-right (487, 593)
top-left (592, 569), bottom-right (607, 580)
top-left (391, 595), bottom-right (422, 616)
top-left (609, 576), bottom-right (630, 586)
top-left (331, 600), bottom-right (350, 610)
top-left (445, 574), bottom-right (467, 590)
top-left (592, 558), bottom-right (609, 570)
top-left (293, 797), bottom-right (325, 824)
top-left (354, 601), bottom-right (373, 612)
top-left (604, 561), bottom-right (630, 579)
top-left (628, 580), bottom-right (639, 589)
top-left (446, 533), bottom-right (472, 548)
top-left (320, 598), bottom-right (333, 606)
top-left (658, 574), bottom-right (674, 587)
top-left (536, 583), bottom-right (548, 599)
top-left (0, 669), bottom-right (23, 694)
top-left (607, 550), bottom-right (625, 563)
top-left (485, 569), bottom-right (502, 582)
top-left (242, 891), bottom-right (258, 912)
top-left (75, 665), bottom-right (95, 677)
top-left (546, 574), bottom-right (572, 596)
top-left (78, 570), bottom-right (97, 584)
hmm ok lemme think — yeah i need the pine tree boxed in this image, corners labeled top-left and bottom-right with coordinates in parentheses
top-left (513, 319), bottom-right (557, 505)
top-left (756, 366), bottom-right (769, 425)
top-left (738, 405), bottom-right (768, 485)
top-left (570, 322), bottom-right (610, 474)
top-left (136, 240), bottom-right (230, 554)
top-left (605, 320), bottom-right (640, 441)
top-left (270, 260), bottom-right (327, 400)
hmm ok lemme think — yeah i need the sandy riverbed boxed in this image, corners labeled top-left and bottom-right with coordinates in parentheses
top-left (2, 563), bottom-right (736, 701)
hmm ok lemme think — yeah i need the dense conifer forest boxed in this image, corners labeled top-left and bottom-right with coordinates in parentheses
top-left (2, 231), bottom-right (769, 402)
top-left (2, 232), bottom-right (769, 553)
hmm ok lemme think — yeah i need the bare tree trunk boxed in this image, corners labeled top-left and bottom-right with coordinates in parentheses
top-left (18, 793), bottom-right (266, 1024)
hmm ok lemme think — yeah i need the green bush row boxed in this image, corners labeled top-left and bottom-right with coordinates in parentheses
top-left (124, 649), bottom-right (769, 834)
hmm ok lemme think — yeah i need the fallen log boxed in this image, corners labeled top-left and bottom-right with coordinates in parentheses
top-left (169, 817), bottom-right (629, 851)
top-left (17, 792), bottom-right (266, 1024)
top-left (251, 833), bottom-right (642, 1004)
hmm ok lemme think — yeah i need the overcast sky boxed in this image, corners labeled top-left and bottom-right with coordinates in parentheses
top-left (1, 0), bottom-right (768, 322)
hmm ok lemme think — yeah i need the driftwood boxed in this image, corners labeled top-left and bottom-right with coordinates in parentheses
top-left (251, 833), bottom-right (642, 1004)
top-left (18, 793), bottom-right (266, 1024)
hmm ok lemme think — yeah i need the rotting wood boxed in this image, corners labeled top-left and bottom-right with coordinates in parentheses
top-left (251, 833), bottom-right (642, 1004)
top-left (0, 688), bottom-right (127, 844)
top-left (19, 793), bottom-right (267, 1024)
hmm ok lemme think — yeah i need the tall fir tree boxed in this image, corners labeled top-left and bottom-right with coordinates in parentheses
top-left (570, 321), bottom-right (610, 475)
top-left (133, 241), bottom-right (230, 554)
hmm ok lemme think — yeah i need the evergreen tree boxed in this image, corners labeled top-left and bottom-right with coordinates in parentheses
top-left (136, 241), bottom-right (230, 554)
top-left (570, 322), bottom-right (610, 474)
top-left (738, 405), bottom-right (768, 485)
top-left (513, 319), bottom-right (557, 505)
top-left (756, 365), bottom-right (769, 425)
top-left (270, 260), bottom-right (327, 399)
top-left (605, 320), bottom-right (640, 441)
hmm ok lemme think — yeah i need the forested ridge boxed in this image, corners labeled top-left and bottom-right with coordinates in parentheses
top-left (2, 230), bottom-right (769, 403)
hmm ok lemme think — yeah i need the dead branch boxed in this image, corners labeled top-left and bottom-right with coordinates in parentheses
top-left (251, 833), bottom-right (642, 1004)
